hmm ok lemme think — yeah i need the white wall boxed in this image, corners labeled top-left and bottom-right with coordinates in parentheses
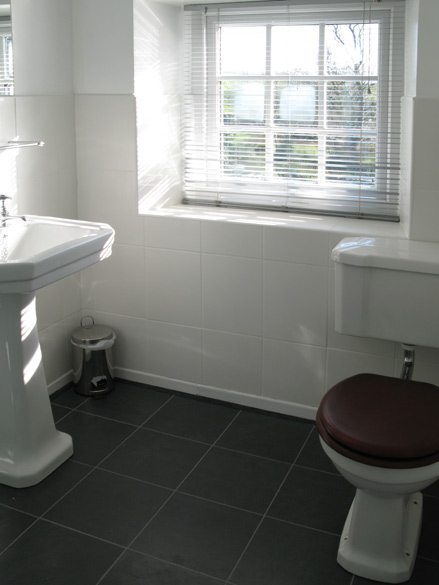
top-left (4, 0), bottom-right (80, 392)
top-left (9, 0), bottom-right (439, 414)
top-left (74, 0), bottom-right (439, 420)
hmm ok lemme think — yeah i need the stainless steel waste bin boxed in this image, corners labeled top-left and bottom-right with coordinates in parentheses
top-left (71, 317), bottom-right (116, 396)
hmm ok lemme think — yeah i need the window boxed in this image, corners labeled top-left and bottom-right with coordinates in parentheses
top-left (183, 1), bottom-right (405, 220)
top-left (0, 16), bottom-right (13, 96)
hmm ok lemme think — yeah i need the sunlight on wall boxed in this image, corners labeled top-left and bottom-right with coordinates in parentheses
top-left (134, 0), bottom-right (182, 213)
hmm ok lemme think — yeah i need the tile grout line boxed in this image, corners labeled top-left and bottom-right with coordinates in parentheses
top-left (94, 408), bottom-right (244, 584)
top-left (224, 425), bottom-right (315, 584)
top-left (0, 394), bottom-right (178, 560)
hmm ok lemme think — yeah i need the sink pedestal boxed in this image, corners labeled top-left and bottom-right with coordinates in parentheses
top-left (0, 292), bottom-right (73, 487)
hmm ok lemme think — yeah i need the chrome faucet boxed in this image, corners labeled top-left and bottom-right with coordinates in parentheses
top-left (0, 195), bottom-right (26, 227)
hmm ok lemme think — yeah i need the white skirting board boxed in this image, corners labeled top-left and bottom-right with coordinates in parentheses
top-left (114, 367), bottom-right (317, 421)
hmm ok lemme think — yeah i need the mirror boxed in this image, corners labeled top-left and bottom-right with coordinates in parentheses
top-left (0, 1), bottom-right (12, 95)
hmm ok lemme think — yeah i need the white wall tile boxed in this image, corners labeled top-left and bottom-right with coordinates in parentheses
top-left (201, 221), bottom-right (262, 258)
top-left (86, 311), bottom-right (147, 374)
top-left (263, 261), bottom-right (328, 346)
top-left (264, 225), bottom-right (330, 266)
top-left (81, 244), bottom-right (146, 318)
top-left (263, 339), bottom-right (326, 407)
top-left (75, 95), bottom-right (137, 173)
top-left (412, 98), bottom-right (439, 192)
top-left (203, 330), bottom-right (262, 395)
top-left (17, 173), bottom-right (61, 216)
top-left (78, 169), bottom-right (142, 246)
top-left (13, 0), bottom-right (73, 95)
top-left (145, 320), bottom-right (202, 383)
top-left (145, 248), bottom-right (201, 326)
top-left (144, 216), bottom-right (200, 251)
top-left (410, 187), bottom-right (439, 243)
top-left (15, 96), bottom-right (76, 180)
top-left (326, 348), bottom-right (395, 390)
top-left (133, 0), bottom-right (181, 97)
top-left (202, 254), bottom-right (263, 336)
top-left (72, 0), bottom-right (134, 94)
top-left (0, 97), bottom-right (16, 140)
top-left (58, 168), bottom-right (79, 220)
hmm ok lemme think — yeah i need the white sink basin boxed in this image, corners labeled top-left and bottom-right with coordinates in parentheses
top-left (0, 215), bottom-right (114, 293)
top-left (0, 215), bottom-right (115, 488)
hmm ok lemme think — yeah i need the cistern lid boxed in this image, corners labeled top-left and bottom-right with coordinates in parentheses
top-left (332, 237), bottom-right (439, 275)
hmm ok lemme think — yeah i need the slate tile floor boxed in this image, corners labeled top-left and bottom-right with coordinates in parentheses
top-left (1, 379), bottom-right (439, 584)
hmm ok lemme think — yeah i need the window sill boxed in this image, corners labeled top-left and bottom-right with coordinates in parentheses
top-left (141, 203), bottom-right (408, 240)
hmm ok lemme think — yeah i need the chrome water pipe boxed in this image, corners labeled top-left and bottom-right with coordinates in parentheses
top-left (400, 344), bottom-right (415, 380)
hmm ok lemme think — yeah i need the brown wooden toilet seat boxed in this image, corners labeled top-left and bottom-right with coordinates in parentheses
top-left (317, 373), bottom-right (439, 469)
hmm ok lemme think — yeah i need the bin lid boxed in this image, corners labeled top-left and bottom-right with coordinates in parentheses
top-left (72, 317), bottom-right (115, 346)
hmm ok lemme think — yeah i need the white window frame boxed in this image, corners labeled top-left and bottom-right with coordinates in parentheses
top-left (183, 1), bottom-right (405, 221)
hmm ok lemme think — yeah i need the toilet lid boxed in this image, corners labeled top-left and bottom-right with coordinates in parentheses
top-left (317, 374), bottom-right (439, 466)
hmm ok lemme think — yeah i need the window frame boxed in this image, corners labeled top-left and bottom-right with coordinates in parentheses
top-left (183, 2), bottom-right (405, 220)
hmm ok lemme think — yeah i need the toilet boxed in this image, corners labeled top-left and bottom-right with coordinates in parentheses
top-left (317, 236), bottom-right (439, 584)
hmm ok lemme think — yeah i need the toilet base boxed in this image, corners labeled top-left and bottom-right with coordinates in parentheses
top-left (338, 490), bottom-right (422, 583)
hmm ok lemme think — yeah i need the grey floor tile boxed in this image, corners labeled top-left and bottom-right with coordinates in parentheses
top-left (78, 381), bottom-right (171, 426)
top-left (144, 395), bottom-right (238, 443)
top-left (51, 403), bottom-right (72, 423)
top-left (180, 447), bottom-right (289, 513)
top-left (217, 411), bottom-right (312, 463)
top-left (56, 410), bottom-right (135, 466)
top-left (0, 460), bottom-right (91, 516)
top-left (0, 505), bottom-right (35, 552)
top-left (100, 550), bottom-right (225, 585)
top-left (44, 468), bottom-right (171, 546)
top-left (230, 517), bottom-right (352, 585)
top-left (353, 557), bottom-right (439, 584)
top-left (418, 494), bottom-right (439, 562)
top-left (268, 466), bottom-right (355, 535)
top-left (101, 427), bottom-right (209, 488)
top-left (423, 478), bottom-right (439, 497)
top-left (0, 519), bottom-right (121, 585)
top-left (131, 492), bottom-right (260, 580)
top-left (51, 387), bottom-right (90, 409)
top-left (295, 427), bottom-right (340, 474)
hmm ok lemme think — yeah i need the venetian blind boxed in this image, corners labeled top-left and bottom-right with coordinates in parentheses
top-left (183, 0), bottom-right (405, 220)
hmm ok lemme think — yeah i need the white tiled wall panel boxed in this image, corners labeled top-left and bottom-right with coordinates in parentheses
top-left (202, 254), bottom-right (263, 336)
top-left (14, 0), bottom-right (439, 413)
top-left (145, 248), bottom-right (202, 327)
top-left (202, 330), bottom-right (262, 396)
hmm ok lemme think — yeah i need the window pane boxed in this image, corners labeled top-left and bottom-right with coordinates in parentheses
top-left (326, 136), bottom-right (376, 184)
top-left (274, 82), bottom-right (318, 126)
top-left (220, 26), bottom-right (266, 75)
top-left (274, 134), bottom-right (318, 181)
top-left (222, 81), bottom-right (265, 125)
top-left (271, 25), bottom-right (319, 75)
top-left (326, 24), bottom-right (379, 76)
top-left (327, 81), bottom-right (377, 129)
top-left (222, 132), bottom-right (266, 178)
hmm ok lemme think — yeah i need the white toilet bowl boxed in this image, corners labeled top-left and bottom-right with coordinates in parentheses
top-left (320, 438), bottom-right (439, 583)
top-left (317, 373), bottom-right (439, 583)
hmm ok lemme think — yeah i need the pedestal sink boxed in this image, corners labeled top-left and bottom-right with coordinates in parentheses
top-left (0, 215), bottom-right (114, 487)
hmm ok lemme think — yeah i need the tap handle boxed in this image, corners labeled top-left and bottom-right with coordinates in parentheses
top-left (0, 195), bottom-right (11, 217)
